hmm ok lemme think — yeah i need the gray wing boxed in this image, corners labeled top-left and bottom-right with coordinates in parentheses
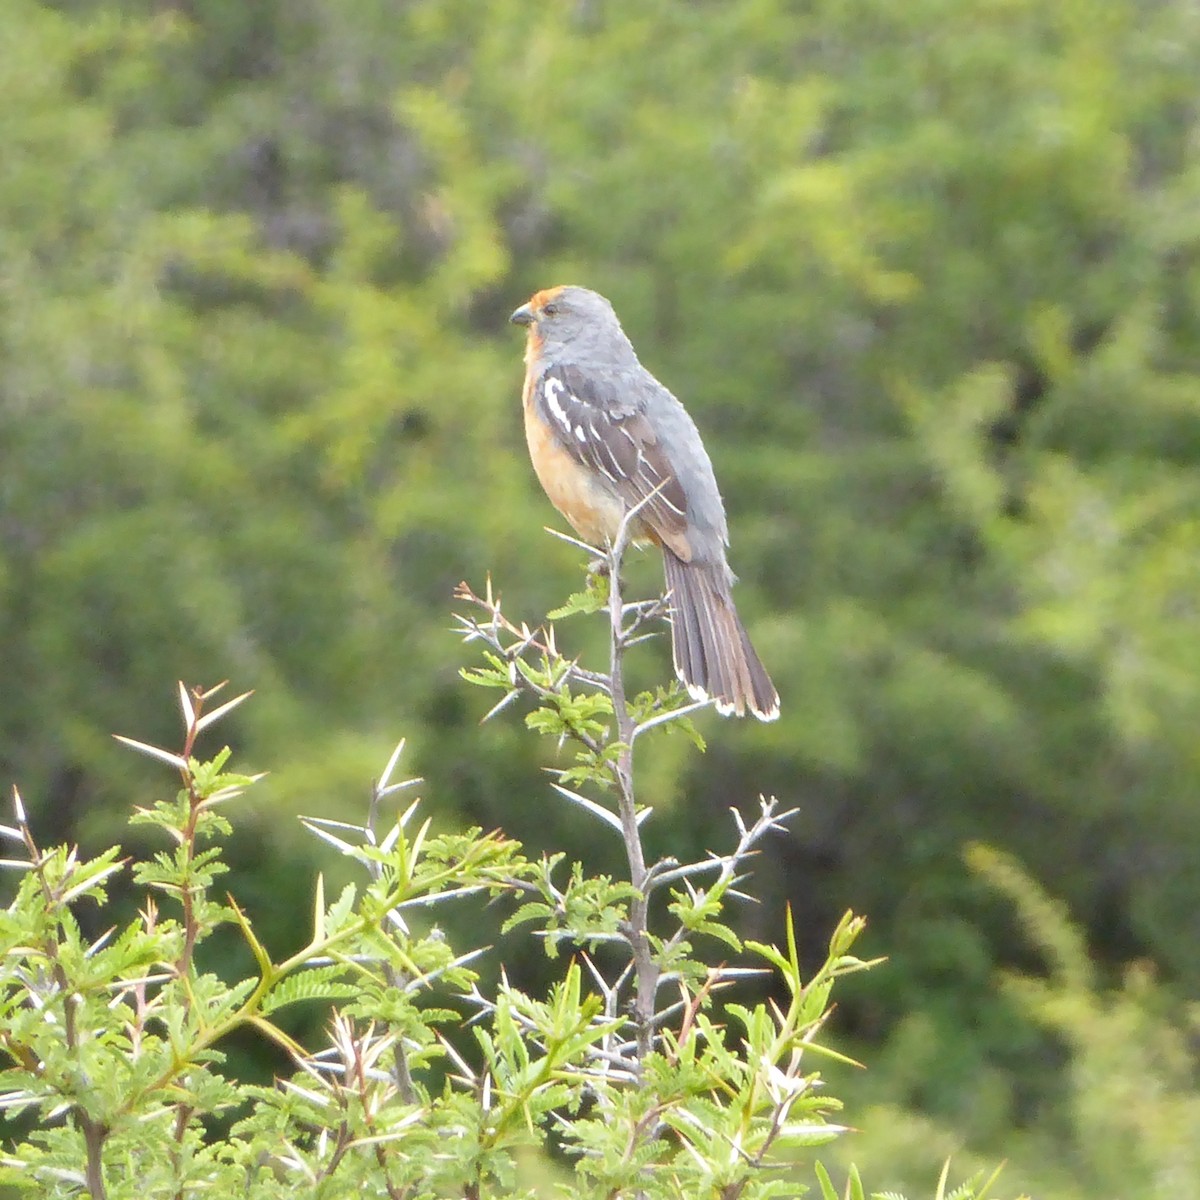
top-left (533, 363), bottom-right (694, 560)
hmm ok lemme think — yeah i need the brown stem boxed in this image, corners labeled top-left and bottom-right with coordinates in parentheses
top-left (82, 1117), bottom-right (109, 1200)
top-left (171, 1104), bottom-right (193, 1200)
top-left (389, 1026), bottom-right (418, 1106)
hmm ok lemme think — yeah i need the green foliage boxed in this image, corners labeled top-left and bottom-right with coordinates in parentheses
top-left (0, 660), bottom-right (883, 1198)
top-left (814, 1158), bottom-right (1013, 1200)
top-left (4, 0), bottom-right (1200, 1195)
top-left (821, 848), bottom-right (1200, 1200)
top-left (546, 574), bottom-right (611, 621)
top-left (969, 845), bottom-right (1200, 1199)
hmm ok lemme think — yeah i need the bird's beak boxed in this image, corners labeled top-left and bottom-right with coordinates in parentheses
top-left (509, 303), bottom-right (534, 326)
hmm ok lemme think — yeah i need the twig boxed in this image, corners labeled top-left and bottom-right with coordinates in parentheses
top-left (606, 501), bottom-right (662, 1069)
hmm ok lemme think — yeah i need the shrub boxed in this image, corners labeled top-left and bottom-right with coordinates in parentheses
top-left (0, 535), bottom-right (1008, 1200)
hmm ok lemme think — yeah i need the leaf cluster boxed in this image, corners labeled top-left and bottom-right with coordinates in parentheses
top-left (0, 600), bottom-right (920, 1199)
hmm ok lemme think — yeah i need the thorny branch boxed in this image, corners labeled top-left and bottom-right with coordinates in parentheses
top-left (606, 502), bottom-right (662, 1068)
top-left (454, 521), bottom-right (796, 1076)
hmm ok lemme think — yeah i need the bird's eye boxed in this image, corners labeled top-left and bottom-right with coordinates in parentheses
top-left (542, 302), bottom-right (560, 317)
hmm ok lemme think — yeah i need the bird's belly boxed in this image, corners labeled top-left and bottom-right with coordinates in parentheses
top-left (524, 400), bottom-right (633, 547)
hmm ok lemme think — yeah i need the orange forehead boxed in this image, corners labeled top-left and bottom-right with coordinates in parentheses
top-left (527, 286), bottom-right (566, 314)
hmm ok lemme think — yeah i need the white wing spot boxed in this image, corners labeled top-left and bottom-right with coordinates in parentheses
top-left (543, 377), bottom-right (570, 429)
top-left (574, 425), bottom-right (588, 442)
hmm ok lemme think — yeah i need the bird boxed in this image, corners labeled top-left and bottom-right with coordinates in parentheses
top-left (510, 285), bottom-right (779, 721)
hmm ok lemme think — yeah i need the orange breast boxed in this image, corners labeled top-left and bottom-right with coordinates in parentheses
top-left (523, 392), bottom-right (629, 547)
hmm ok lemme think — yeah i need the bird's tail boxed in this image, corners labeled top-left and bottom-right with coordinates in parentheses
top-left (662, 551), bottom-right (779, 721)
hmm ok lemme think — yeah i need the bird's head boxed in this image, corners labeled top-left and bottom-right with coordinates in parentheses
top-left (510, 285), bottom-right (635, 363)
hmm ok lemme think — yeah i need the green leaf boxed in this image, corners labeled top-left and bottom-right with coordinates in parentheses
top-left (815, 1160), bottom-right (841, 1200)
top-left (260, 965), bottom-right (359, 1015)
top-left (546, 577), bottom-right (608, 620)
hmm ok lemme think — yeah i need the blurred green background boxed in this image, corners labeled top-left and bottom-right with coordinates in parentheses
top-left (3, 0), bottom-right (1200, 1194)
